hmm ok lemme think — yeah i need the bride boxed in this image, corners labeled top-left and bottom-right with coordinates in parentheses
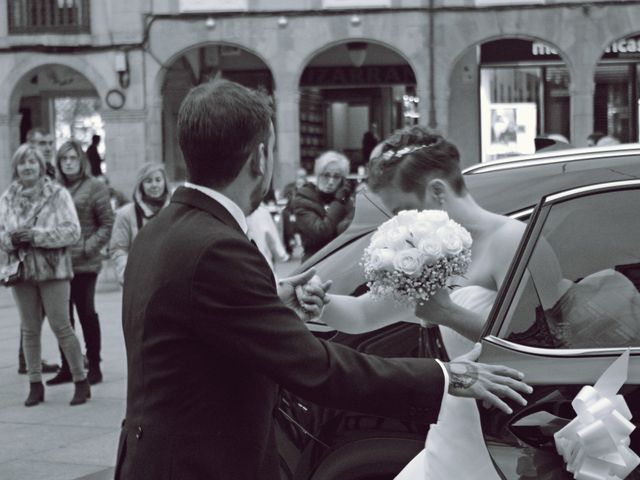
top-left (307, 132), bottom-right (560, 478)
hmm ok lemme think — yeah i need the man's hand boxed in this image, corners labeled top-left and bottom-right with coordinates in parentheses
top-left (445, 343), bottom-right (532, 414)
top-left (278, 269), bottom-right (331, 321)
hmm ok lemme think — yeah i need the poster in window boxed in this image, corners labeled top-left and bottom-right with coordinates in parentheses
top-left (485, 103), bottom-right (537, 160)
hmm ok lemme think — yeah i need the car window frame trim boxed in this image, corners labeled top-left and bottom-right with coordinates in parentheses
top-left (463, 148), bottom-right (640, 175)
top-left (487, 178), bottom-right (640, 350)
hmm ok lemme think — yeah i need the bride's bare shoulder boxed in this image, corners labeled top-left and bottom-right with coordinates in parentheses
top-left (489, 217), bottom-right (526, 256)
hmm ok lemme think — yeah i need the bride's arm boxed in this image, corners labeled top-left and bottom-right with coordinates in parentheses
top-left (414, 289), bottom-right (485, 341)
top-left (320, 292), bottom-right (419, 334)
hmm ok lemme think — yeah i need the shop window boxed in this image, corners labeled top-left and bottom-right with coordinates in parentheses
top-left (53, 96), bottom-right (105, 159)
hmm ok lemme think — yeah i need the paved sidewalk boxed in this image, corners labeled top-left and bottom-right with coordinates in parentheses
top-left (0, 258), bottom-right (301, 480)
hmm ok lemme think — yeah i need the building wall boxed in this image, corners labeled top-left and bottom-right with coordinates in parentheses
top-left (1, 1), bottom-right (640, 193)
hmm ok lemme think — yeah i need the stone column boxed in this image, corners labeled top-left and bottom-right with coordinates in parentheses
top-left (0, 114), bottom-right (13, 193)
top-left (100, 109), bottom-right (149, 196)
top-left (569, 67), bottom-right (596, 148)
top-left (272, 76), bottom-right (301, 192)
top-left (146, 96), bottom-right (164, 170)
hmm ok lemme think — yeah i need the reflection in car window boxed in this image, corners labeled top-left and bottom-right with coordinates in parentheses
top-left (501, 189), bottom-right (640, 349)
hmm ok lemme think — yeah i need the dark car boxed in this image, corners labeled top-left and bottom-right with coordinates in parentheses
top-left (276, 145), bottom-right (640, 480)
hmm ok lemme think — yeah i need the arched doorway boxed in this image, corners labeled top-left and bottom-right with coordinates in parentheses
top-left (299, 41), bottom-right (418, 173)
top-left (593, 34), bottom-right (640, 144)
top-left (449, 37), bottom-right (571, 165)
top-left (161, 43), bottom-right (274, 182)
top-left (11, 64), bottom-right (104, 164)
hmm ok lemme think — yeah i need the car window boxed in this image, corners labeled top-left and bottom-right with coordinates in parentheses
top-left (500, 188), bottom-right (640, 349)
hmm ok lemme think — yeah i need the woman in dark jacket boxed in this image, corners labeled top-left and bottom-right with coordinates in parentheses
top-left (47, 140), bottom-right (114, 386)
top-left (291, 151), bottom-right (355, 262)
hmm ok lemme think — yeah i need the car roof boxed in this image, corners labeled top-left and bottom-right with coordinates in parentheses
top-left (463, 143), bottom-right (640, 175)
top-left (467, 149), bottom-right (640, 214)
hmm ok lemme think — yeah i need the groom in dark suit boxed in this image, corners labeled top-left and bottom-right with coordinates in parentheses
top-left (115, 79), bottom-right (530, 480)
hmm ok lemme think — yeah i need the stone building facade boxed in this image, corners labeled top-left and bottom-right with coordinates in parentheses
top-left (1, 0), bottom-right (640, 195)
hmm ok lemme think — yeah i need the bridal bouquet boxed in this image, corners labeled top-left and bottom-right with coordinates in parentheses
top-left (363, 210), bottom-right (472, 306)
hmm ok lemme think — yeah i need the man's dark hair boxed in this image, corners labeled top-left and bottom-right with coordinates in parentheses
top-left (177, 79), bottom-right (273, 189)
top-left (368, 126), bottom-right (466, 197)
top-left (26, 127), bottom-right (49, 143)
top-left (92, 134), bottom-right (101, 144)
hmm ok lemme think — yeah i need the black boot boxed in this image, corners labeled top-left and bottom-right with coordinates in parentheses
top-left (70, 379), bottom-right (91, 406)
top-left (87, 362), bottom-right (103, 385)
top-left (18, 335), bottom-right (26, 374)
top-left (24, 382), bottom-right (45, 407)
top-left (46, 360), bottom-right (72, 385)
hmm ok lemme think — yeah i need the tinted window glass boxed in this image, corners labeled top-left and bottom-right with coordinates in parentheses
top-left (500, 188), bottom-right (640, 349)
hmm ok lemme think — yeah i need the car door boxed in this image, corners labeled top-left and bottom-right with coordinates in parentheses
top-left (477, 179), bottom-right (640, 479)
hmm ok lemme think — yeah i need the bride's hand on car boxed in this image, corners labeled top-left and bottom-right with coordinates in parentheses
top-left (445, 343), bottom-right (532, 414)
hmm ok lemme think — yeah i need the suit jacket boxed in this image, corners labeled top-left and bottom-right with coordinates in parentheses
top-left (114, 186), bottom-right (445, 480)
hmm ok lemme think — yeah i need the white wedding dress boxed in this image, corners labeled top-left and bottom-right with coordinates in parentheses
top-left (396, 285), bottom-right (501, 480)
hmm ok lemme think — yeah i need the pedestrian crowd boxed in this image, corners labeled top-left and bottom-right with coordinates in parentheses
top-left (0, 128), bottom-right (170, 408)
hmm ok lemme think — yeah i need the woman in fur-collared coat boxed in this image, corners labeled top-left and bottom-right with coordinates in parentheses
top-left (0, 144), bottom-right (88, 407)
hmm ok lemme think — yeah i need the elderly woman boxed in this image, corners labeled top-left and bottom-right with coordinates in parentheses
top-left (0, 144), bottom-right (89, 406)
top-left (291, 150), bottom-right (355, 262)
top-left (46, 140), bottom-right (114, 387)
top-left (109, 162), bottom-right (170, 286)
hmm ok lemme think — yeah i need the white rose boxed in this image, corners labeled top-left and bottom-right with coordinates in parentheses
top-left (370, 231), bottom-right (388, 249)
top-left (417, 236), bottom-right (442, 265)
top-left (437, 226), bottom-right (464, 256)
top-left (395, 210), bottom-right (420, 227)
top-left (418, 210), bottom-right (450, 228)
top-left (368, 248), bottom-right (396, 271)
top-left (451, 222), bottom-right (473, 249)
top-left (386, 225), bottom-right (412, 251)
top-left (393, 248), bottom-right (425, 277)
top-left (410, 222), bottom-right (435, 240)
top-left (378, 217), bottom-right (400, 235)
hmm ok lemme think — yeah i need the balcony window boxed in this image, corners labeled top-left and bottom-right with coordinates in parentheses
top-left (8, 0), bottom-right (90, 34)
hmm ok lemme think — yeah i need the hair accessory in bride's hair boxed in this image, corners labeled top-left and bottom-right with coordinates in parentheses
top-left (380, 142), bottom-right (436, 162)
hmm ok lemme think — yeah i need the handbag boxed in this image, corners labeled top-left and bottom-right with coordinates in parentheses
top-left (1, 251), bottom-right (25, 287)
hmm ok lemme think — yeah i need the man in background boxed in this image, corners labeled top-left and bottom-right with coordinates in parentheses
top-left (86, 134), bottom-right (103, 177)
top-left (27, 127), bottom-right (56, 178)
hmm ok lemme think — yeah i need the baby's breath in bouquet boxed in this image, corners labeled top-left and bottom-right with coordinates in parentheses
top-left (363, 210), bottom-right (472, 306)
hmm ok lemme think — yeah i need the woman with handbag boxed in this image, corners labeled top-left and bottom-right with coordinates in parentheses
top-left (45, 140), bottom-right (114, 386)
top-left (0, 144), bottom-right (90, 407)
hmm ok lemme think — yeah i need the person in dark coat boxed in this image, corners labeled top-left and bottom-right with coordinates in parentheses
top-left (113, 79), bottom-right (530, 480)
top-left (85, 135), bottom-right (103, 177)
top-left (46, 140), bottom-right (114, 386)
top-left (291, 150), bottom-right (355, 262)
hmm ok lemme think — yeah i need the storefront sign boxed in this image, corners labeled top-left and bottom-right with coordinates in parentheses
top-left (322, 0), bottom-right (390, 8)
top-left (300, 65), bottom-right (415, 87)
top-left (179, 0), bottom-right (248, 12)
top-left (482, 37), bottom-right (640, 64)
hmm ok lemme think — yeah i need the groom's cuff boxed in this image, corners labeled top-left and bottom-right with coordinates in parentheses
top-left (434, 359), bottom-right (449, 396)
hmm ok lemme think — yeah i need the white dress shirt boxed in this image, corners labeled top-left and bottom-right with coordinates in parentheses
top-left (183, 182), bottom-right (248, 235)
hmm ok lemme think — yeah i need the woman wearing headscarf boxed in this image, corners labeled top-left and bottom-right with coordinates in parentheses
top-left (0, 144), bottom-right (89, 406)
top-left (46, 140), bottom-right (114, 387)
top-left (290, 150), bottom-right (355, 262)
top-left (109, 162), bottom-right (170, 286)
